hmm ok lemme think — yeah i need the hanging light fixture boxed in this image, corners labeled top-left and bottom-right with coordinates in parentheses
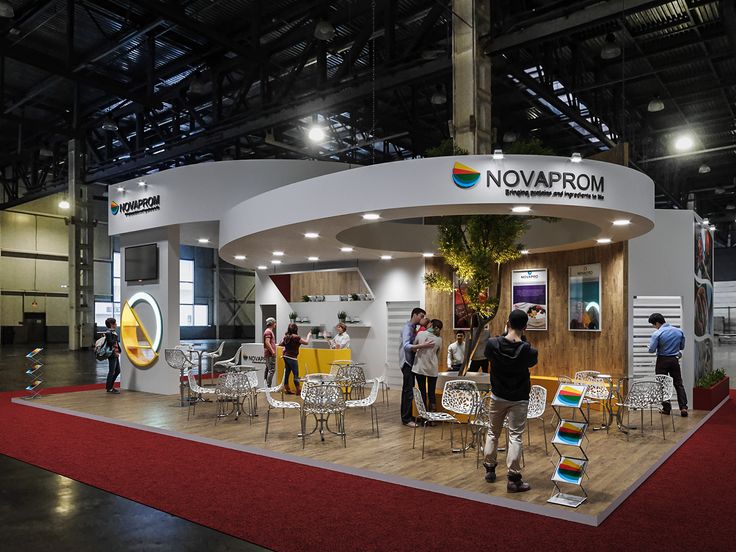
top-left (313, 20), bottom-right (335, 41)
top-left (308, 126), bottom-right (326, 142)
top-left (647, 96), bottom-right (665, 113)
top-left (430, 90), bottom-right (447, 105)
top-left (0, 1), bottom-right (15, 18)
top-left (600, 33), bottom-right (621, 60)
top-left (101, 117), bottom-right (118, 132)
top-left (698, 164), bottom-right (711, 174)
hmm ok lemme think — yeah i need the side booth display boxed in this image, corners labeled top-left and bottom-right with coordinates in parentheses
top-left (548, 383), bottom-right (590, 508)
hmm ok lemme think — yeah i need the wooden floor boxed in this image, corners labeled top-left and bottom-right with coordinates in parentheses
top-left (34, 387), bottom-right (707, 519)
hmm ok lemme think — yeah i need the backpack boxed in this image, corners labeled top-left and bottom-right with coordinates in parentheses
top-left (95, 335), bottom-right (113, 361)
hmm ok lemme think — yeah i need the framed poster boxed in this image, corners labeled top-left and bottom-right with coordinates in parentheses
top-left (568, 264), bottom-right (601, 331)
top-left (452, 273), bottom-right (487, 330)
top-left (511, 269), bottom-right (548, 330)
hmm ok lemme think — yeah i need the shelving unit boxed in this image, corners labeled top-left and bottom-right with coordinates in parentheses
top-left (548, 382), bottom-right (590, 508)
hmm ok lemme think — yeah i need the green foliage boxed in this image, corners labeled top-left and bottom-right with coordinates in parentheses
top-left (337, 311), bottom-right (347, 320)
top-left (695, 368), bottom-right (726, 388)
top-left (350, 293), bottom-right (360, 301)
top-left (310, 327), bottom-right (320, 336)
top-left (425, 138), bottom-right (469, 157)
top-left (302, 295), bottom-right (311, 302)
top-left (504, 138), bottom-right (555, 156)
top-left (289, 311), bottom-right (298, 320)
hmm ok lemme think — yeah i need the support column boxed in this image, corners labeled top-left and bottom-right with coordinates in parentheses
top-left (452, 0), bottom-right (492, 154)
top-left (67, 138), bottom-right (95, 349)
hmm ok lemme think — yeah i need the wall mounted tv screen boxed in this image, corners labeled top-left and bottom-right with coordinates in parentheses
top-left (125, 244), bottom-right (159, 282)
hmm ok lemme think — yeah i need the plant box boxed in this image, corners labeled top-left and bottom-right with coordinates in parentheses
top-left (692, 376), bottom-right (730, 410)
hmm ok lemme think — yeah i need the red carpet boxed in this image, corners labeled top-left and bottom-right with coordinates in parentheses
top-left (0, 387), bottom-right (734, 551)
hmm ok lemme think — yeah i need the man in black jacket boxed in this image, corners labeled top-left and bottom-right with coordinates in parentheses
top-left (482, 309), bottom-right (538, 493)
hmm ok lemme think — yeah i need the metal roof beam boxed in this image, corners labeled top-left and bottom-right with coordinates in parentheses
top-left (485, 0), bottom-right (664, 55)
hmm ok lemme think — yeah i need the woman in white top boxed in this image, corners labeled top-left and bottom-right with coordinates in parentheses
top-left (331, 322), bottom-right (351, 349)
top-left (412, 319), bottom-right (443, 411)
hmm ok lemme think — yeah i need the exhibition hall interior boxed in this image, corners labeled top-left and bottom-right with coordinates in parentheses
top-left (1, 1), bottom-right (735, 550)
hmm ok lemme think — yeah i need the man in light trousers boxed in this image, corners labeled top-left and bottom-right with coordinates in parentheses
top-left (482, 309), bottom-right (538, 493)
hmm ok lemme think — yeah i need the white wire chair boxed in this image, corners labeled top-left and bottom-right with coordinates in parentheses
top-left (526, 384), bottom-right (548, 454)
top-left (263, 387), bottom-right (301, 442)
top-left (202, 341), bottom-right (225, 379)
top-left (376, 364), bottom-right (390, 407)
top-left (617, 380), bottom-right (667, 440)
top-left (186, 368), bottom-right (216, 420)
top-left (213, 345), bottom-right (243, 372)
top-left (301, 382), bottom-right (347, 448)
top-left (165, 348), bottom-right (193, 407)
top-left (346, 378), bottom-right (381, 437)
top-left (575, 376), bottom-right (611, 428)
top-left (441, 380), bottom-right (479, 454)
top-left (412, 387), bottom-right (461, 459)
top-left (654, 374), bottom-right (676, 432)
top-left (574, 370), bottom-right (600, 380)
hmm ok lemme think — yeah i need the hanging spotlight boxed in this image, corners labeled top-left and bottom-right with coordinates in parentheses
top-left (58, 199), bottom-right (70, 210)
top-left (674, 133), bottom-right (695, 152)
top-left (116, 186), bottom-right (125, 192)
top-left (0, 1), bottom-right (15, 18)
top-left (600, 33), bottom-right (621, 60)
top-left (647, 96), bottom-right (665, 113)
top-left (570, 152), bottom-right (582, 163)
top-left (101, 117), bottom-right (118, 132)
top-left (313, 20), bottom-right (335, 41)
top-left (430, 91), bottom-right (447, 105)
top-left (492, 149), bottom-right (504, 160)
top-left (698, 164), bottom-right (711, 174)
top-left (308, 126), bottom-right (326, 142)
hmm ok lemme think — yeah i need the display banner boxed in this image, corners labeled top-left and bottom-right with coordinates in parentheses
top-left (552, 457), bottom-right (587, 486)
top-left (568, 263), bottom-right (602, 332)
top-left (511, 269), bottom-right (548, 330)
top-left (551, 384), bottom-right (588, 409)
top-left (694, 218), bottom-right (714, 381)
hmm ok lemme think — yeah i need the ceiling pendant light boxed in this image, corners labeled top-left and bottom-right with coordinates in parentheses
top-left (698, 164), bottom-right (711, 174)
top-left (101, 117), bottom-right (118, 132)
top-left (647, 96), bottom-right (665, 113)
top-left (313, 20), bottom-right (335, 41)
top-left (600, 33), bottom-right (621, 60)
top-left (308, 126), bottom-right (326, 142)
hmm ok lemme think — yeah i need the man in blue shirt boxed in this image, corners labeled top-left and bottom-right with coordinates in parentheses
top-left (399, 307), bottom-right (434, 426)
top-left (648, 313), bottom-right (688, 416)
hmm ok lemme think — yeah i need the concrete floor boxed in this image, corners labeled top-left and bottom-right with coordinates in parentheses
top-left (714, 340), bottom-right (736, 388)
top-left (0, 341), bottom-right (265, 552)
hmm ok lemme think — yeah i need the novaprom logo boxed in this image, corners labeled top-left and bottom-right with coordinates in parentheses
top-left (111, 195), bottom-right (161, 217)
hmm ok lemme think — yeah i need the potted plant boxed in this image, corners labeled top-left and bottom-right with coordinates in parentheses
top-left (337, 310), bottom-right (347, 323)
top-left (310, 327), bottom-right (320, 337)
top-left (302, 295), bottom-right (311, 302)
top-left (289, 312), bottom-right (298, 322)
top-left (350, 293), bottom-right (360, 301)
top-left (693, 368), bottom-right (729, 410)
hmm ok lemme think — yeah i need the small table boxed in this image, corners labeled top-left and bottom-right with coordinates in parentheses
top-left (180, 343), bottom-right (206, 387)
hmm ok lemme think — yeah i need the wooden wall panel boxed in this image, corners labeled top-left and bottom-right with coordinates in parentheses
top-left (290, 270), bottom-right (369, 298)
top-left (424, 243), bottom-right (627, 378)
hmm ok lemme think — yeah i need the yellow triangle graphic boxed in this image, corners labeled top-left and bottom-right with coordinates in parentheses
top-left (121, 301), bottom-right (159, 367)
top-left (453, 161), bottom-right (479, 174)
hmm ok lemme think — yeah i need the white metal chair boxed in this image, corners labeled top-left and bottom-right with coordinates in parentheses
top-left (186, 368), bottom-right (216, 420)
top-left (213, 345), bottom-right (243, 372)
top-left (376, 364), bottom-right (390, 407)
top-left (263, 387), bottom-right (301, 442)
top-left (165, 348), bottom-right (193, 407)
top-left (526, 384), bottom-right (548, 454)
top-left (301, 382), bottom-right (347, 448)
top-left (470, 394), bottom-right (493, 468)
top-left (617, 380), bottom-right (667, 440)
top-left (576, 376), bottom-right (611, 429)
top-left (574, 370), bottom-right (600, 380)
top-left (654, 374), bottom-right (676, 432)
top-left (346, 378), bottom-right (381, 437)
top-left (202, 341), bottom-right (225, 380)
top-left (412, 387), bottom-right (461, 459)
top-left (441, 380), bottom-right (479, 455)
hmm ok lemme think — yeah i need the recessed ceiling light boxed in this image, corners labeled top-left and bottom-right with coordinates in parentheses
top-left (116, 186), bottom-right (125, 192)
top-left (422, 253), bottom-right (434, 258)
top-left (58, 199), bottom-right (70, 209)
top-left (138, 180), bottom-right (146, 187)
top-left (257, 265), bottom-right (268, 270)
top-left (380, 255), bottom-right (392, 260)
top-left (709, 225), bottom-right (716, 231)
top-left (363, 213), bottom-right (380, 220)
top-left (492, 149), bottom-right (504, 160)
top-left (307, 256), bottom-right (319, 261)
top-left (674, 134), bottom-right (694, 152)
top-left (512, 206), bottom-right (531, 213)
top-left (271, 260), bottom-right (282, 265)
top-left (272, 251), bottom-right (284, 256)
top-left (304, 232), bottom-right (319, 238)
top-left (596, 238), bottom-right (612, 244)
top-left (520, 250), bottom-right (530, 255)
top-left (613, 219), bottom-right (631, 226)
top-left (234, 255), bottom-right (246, 260)
top-left (340, 247), bottom-right (354, 252)
top-left (570, 153), bottom-right (582, 163)
top-left (197, 238), bottom-right (209, 244)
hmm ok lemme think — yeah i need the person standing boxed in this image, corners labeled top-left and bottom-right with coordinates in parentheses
top-left (482, 310), bottom-right (538, 493)
top-left (280, 323), bottom-right (310, 395)
top-left (399, 307), bottom-right (433, 427)
top-left (648, 313), bottom-right (688, 416)
top-left (263, 317), bottom-right (277, 387)
top-left (331, 322), bottom-right (351, 349)
top-left (468, 324), bottom-right (490, 373)
top-left (413, 320), bottom-right (443, 410)
top-left (447, 332), bottom-right (465, 372)
top-left (104, 317), bottom-right (121, 394)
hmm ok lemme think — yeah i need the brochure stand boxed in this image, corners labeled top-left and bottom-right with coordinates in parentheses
top-left (548, 383), bottom-right (590, 508)
top-left (22, 348), bottom-right (45, 400)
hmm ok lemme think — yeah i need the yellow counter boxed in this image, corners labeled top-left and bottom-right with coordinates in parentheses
top-left (276, 346), bottom-right (351, 382)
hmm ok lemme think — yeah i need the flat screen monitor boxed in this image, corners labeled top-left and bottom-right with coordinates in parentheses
top-left (125, 244), bottom-right (159, 282)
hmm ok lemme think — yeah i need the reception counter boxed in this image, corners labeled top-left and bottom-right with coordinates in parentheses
top-left (275, 344), bottom-right (351, 383)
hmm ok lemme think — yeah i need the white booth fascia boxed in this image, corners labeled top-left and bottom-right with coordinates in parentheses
top-left (628, 209), bottom-right (697, 405)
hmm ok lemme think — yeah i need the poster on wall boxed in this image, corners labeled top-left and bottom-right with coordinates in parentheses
top-left (452, 273), bottom-right (482, 330)
top-left (511, 269), bottom-right (548, 330)
top-left (694, 218), bottom-right (714, 381)
top-left (568, 264), bottom-right (601, 331)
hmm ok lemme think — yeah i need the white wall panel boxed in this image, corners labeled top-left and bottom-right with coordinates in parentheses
top-left (0, 212), bottom-right (36, 250)
top-left (95, 261), bottom-right (112, 295)
top-left (36, 216), bottom-right (67, 254)
top-left (1, 257), bottom-right (34, 289)
top-left (35, 259), bottom-right (67, 291)
top-left (1, 296), bottom-right (22, 325)
top-left (45, 297), bottom-right (68, 325)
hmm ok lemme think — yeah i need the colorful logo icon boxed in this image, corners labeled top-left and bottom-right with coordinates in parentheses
top-left (452, 162), bottom-right (481, 188)
top-left (120, 292), bottom-right (162, 368)
top-left (110, 201), bottom-right (120, 215)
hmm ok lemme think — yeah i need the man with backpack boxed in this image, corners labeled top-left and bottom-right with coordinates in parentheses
top-left (103, 317), bottom-right (121, 394)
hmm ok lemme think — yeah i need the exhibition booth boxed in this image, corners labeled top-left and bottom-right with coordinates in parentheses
top-left (22, 153), bottom-right (717, 524)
